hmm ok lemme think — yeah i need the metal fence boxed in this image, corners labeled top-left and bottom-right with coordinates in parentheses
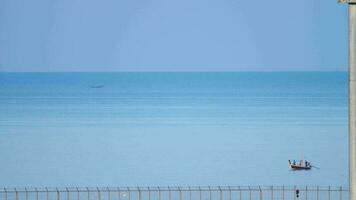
top-left (0, 186), bottom-right (349, 200)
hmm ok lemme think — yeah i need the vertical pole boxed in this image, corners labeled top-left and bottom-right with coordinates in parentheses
top-left (271, 186), bottom-right (274, 200)
top-left (229, 186), bottom-right (232, 200)
top-left (305, 186), bottom-right (307, 200)
top-left (77, 188), bottom-right (80, 200)
top-left (57, 188), bottom-right (61, 200)
top-left (199, 187), bottom-right (201, 200)
top-left (282, 186), bottom-right (285, 200)
top-left (189, 187), bottom-right (191, 200)
top-left (158, 187), bottom-right (161, 200)
top-left (36, 188), bottom-right (39, 200)
top-left (238, 187), bottom-right (241, 200)
top-left (348, 2), bottom-right (356, 200)
top-left (148, 187), bottom-right (151, 200)
top-left (258, 186), bottom-right (262, 200)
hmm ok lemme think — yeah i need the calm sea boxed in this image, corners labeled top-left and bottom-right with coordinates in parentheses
top-left (0, 72), bottom-right (348, 187)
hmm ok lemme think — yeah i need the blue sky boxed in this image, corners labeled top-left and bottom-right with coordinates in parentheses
top-left (0, 0), bottom-right (348, 72)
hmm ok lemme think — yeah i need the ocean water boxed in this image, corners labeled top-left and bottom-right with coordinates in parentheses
top-left (0, 72), bottom-right (348, 187)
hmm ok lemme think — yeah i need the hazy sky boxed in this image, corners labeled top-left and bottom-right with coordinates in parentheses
top-left (0, 0), bottom-right (348, 72)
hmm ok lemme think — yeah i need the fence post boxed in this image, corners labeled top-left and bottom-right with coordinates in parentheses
top-left (218, 186), bottom-right (223, 200)
top-left (258, 186), bottom-right (262, 200)
top-left (189, 187), bottom-right (191, 200)
top-left (178, 187), bottom-right (182, 200)
top-left (127, 187), bottom-right (130, 200)
top-left (138, 187), bottom-right (141, 200)
top-left (108, 187), bottom-right (111, 200)
top-left (305, 186), bottom-right (308, 200)
top-left (317, 186), bottom-right (319, 200)
top-left (46, 187), bottom-right (49, 200)
top-left (282, 186), bottom-right (284, 200)
top-left (229, 186), bottom-right (232, 200)
top-left (15, 188), bottom-right (18, 200)
top-left (36, 188), bottom-right (39, 200)
top-left (339, 186), bottom-right (342, 200)
top-left (148, 187), bottom-right (151, 200)
top-left (86, 187), bottom-right (90, 200)
top-left (328, 186), bottom-right (331, 200)
top-left (168, 187), bottom-right (171, 200)
top-left (57, 188), bottom-right (60, 200)
top-left (208, 186), bottom-right (211, 200)
top-left (25, 188), bottom-right (28, 200)
top-left (238, 186), bottom-right (241, 200)
top-left (98, 188), bottom-right (102, 200)
top-left (271, 186), bottom-right (274, 200)
top-left (248, 186), bottom-right (251, 200)
top-left (67, 188), bottom-right (70, 200)
top-left (77, 187), bottom-right (80, 200)
top-left (199, 187), bottom-right (202, 200)
top-left (158, 187), bottom-right (161, 200)
top-left (3, 188), bottom-right (6, 200)
top-left (117, 187), bottom-right (120, 200)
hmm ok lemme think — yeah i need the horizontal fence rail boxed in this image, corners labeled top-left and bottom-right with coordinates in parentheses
top-left (0, 186), bottom-right (349, 200)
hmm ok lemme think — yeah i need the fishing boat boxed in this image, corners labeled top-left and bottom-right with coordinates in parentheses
top-left (288, 160), bottom-right (312, 170)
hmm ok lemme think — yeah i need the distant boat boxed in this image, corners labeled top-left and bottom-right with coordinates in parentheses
top-left (288, 159), bottom-right (312, 170)
top-left (89, 85), bottom-right (104, 89)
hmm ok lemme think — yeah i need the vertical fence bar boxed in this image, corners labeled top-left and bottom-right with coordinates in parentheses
top-left (86, 188), bottom-right (90, 200)
top-left (208, 186), bottom-right (211, 200)
top-left (158, 187), bottom-right (161, 200)
top-left (339, 187), bottom-right (342, 200)
top-left (118, 188), bottom-right (120, 200)
top-left (317, 186), bottom-right (319, 200)
top-left (189, 187), bottom-right (191, 200)
top-left (127, 187), bottom-right (130, 200)
top-left (199, 187), bottom-right (202, 200)
top-left (282, 186), bottom-right (285, 200)
top-left (219, 186), bottom-right (223, 200)
top-left (248, 186), bottom-right (251, 200)
top-left (305, 186), bottom-right (308, 200)
top-left (229, 186), bottom-right (232, 200)
top-left (138, 187), bottom-right (141, 200)
top-left (25, 188), bottom-right (28, 200)
top-left (238, 187), bottom-right (241, 200)
top-left (98, 188), bottom-right (101, 200)
top-left (168, 187), bottom-right (171, 200)
top-left (57, 188), bottom-right (61, 200)
top-left (15, 189), bottom-right (18, 200)
top-left (148, 187), bottom-right (151, 200)
top-left (77, 187), bottom-right (80, 200)
top-left (271, 186), bottom-right (274, 200)
top-left (259, 186), bottom-right (262, 200)
top-left (328, 186), bottom-right (331, 200)
top-left (3, 188), bottom-right (6, 200)
top-left (108, 187), bottom-right (111, 200)
top-left (67, 188), bottom-right (70, 200)
top-left (46, 187), bottom-right (49, 200)
top-left (178, 187), bottom-right (182, 200)
top-left (36, 188), bottom-right (39, 200)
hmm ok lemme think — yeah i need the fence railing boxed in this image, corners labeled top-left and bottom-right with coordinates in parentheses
top-left (0, 186), bottom-right (349, 200)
